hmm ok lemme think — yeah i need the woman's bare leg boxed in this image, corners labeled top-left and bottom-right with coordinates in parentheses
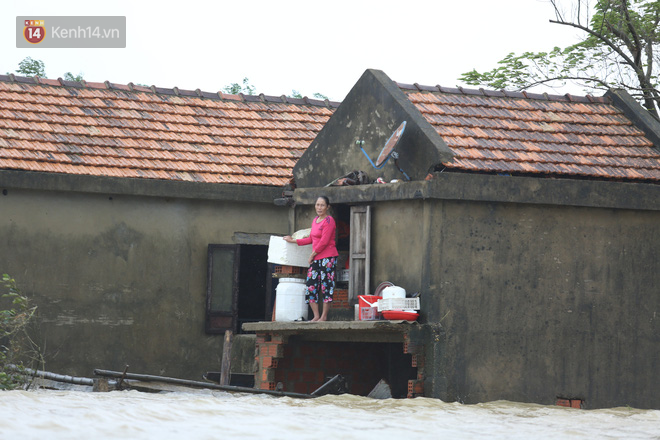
top-left (319, 302), bottom-right (331, 321)
top-left (309, 302), bottom-right (320, 321)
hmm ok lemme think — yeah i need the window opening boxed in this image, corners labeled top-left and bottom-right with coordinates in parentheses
top-left (206, 244), bottom-right (239, 334)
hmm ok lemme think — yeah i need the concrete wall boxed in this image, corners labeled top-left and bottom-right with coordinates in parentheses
top-left (294, 69), bottom-right (453, 188)
top-left (423, 199), bottom-right (659, 409)
top-left (370, 199), bottom-right (426, 292)
top-left (296, 173), bottom-right (660, 409)
top-left (0, 173), bottom-right (288, 379)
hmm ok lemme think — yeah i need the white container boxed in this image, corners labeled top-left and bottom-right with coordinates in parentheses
top-left (267, 235), bottom-right (313, 268)
top-left (275, 278), bottom-right (308, 321)
top-left (382, 286), bottom-right (406, 299)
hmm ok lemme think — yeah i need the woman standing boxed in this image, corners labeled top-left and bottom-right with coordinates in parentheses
top-left (283, 196), bottom-right (338, 322)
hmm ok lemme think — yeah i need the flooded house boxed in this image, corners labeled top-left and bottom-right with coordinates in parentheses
top-left (1, 69), bottom-right (659, 409)
top-left (0, 74), bottom-right (337, 380)
top-left (246, 69), bottom-right (660, 408)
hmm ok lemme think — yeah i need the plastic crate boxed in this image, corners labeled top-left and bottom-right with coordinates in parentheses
top-left (377, 297), bottom-right (420, 312)
top-left (357, 295), bottom-right (382, 320)
top-left (360, 307), bottom-right (379, 321)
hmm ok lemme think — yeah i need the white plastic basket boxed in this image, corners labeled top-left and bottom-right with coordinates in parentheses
top-left (377, 297), bottom-right (420, 312)
top-left (360, 307), bottom-right (379, 321)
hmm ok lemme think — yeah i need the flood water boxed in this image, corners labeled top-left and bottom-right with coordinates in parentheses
top-left (1, 389), bottom-right (658, 439)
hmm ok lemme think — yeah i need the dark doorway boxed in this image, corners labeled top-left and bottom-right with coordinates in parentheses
top-left (333, 203), bottom-right (351, 252)
top-left (237, 244), bottom-right (269, 332)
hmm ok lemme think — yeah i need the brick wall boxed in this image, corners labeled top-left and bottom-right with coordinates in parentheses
top-left (404, 332), bottom-right (425, 398)
top-left (254, 331), bottom-right (422, 397)
top-left (556, 398), bottom-right (584, 409)
top-left (333, 288), bottom-right (349, 309)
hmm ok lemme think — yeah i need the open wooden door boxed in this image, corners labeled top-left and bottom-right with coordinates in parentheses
top-left (348, 205), bottom-right (371, 302)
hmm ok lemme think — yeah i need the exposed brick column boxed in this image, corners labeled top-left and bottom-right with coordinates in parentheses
top-left (254, 333), bottom-right (288, 391)
top-left (404, 332), bottom-right (425, 398)
top-left (557, 398), bottom-right (584, 409)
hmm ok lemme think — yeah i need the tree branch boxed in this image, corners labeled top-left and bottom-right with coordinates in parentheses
top-left (549, 18), bottom-right (644, 78)
top-left (621, 0), bottom-right (643, 66)
top-left (644, 9), bottom-right (660, 81)
top-left (550, 0), bottom-right (565, 23)
top-left (513, 75), bottom-right (612, 92)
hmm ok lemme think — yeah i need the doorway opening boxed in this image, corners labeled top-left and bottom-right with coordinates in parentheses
top-left (206, 243), bottom-right (273, 335)
top-left (236, 244), bottom-right (271, 332)
top-left (333, 203), bottom-right (351, 254)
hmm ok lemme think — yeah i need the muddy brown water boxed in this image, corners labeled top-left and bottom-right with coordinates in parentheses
top-left (1, 389), bottom-right (658, 439)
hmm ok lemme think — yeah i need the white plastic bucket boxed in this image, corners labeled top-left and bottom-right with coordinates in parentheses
top-left (275, 278), bottom-right (308, 321)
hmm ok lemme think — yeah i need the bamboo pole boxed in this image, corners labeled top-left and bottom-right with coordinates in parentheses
top-left (8, 364), bottom-right (95, 386)
top-left (93, 369), bottom-right (315, 399)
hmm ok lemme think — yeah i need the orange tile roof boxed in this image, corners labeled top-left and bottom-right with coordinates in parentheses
top-left (3, 74), bottom-right (659, 188)
top-left (399, 83), bottom-right (660, 182)
top-left (0, 75), bottom-right (338, 186)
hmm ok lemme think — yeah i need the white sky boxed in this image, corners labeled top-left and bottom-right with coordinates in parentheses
top-left (3, 0), bottom-right (586, 101)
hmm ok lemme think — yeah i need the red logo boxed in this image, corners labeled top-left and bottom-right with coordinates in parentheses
top-left (24, 20), bottom-right (46, 44)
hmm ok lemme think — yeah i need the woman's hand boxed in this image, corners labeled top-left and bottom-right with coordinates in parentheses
top-left (308, 252), bottom-right (317, 265)
top-left (283, 235), bottom-right (295, 243)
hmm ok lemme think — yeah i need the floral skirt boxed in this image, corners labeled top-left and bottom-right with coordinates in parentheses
top-left (305, 256), bottom-right (337, 303)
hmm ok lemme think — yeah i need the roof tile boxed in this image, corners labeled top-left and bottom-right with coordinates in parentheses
top-left (0, 75), bottom-right (336, 186)
top-left (405, 86), bottom-right (660, 182)
top-left (3, 73), bottom-right (659, 186)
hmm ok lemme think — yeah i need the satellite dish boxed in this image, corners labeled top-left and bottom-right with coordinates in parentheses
top-left (375, 121), bottom-right (407, 167)
top-left (358, 121), bottom-right (407, 170)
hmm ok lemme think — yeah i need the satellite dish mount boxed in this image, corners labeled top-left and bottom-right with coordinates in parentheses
top-left (358, 121), bottom-right (410, 180)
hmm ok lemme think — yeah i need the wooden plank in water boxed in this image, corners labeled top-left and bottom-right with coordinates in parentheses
top-left (219, 330), bottom-right (233, 386)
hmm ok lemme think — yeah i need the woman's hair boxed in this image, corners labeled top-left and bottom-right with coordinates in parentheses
top-left (317, 195), bottom-right (330, 206)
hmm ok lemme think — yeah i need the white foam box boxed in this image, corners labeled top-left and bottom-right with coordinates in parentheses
top-left (267, 236), bottom-right (313, 268)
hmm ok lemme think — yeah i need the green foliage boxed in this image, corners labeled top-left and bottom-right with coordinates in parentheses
top-left (223, 77), bottom-right (256, 95)
top-left (1, 274), bottom-right (42, 390)
top-left (289, 90), bottom-right (329, 100)
top-left (15, 57), bottom-right (46, 77)
top-left (63, 71), bottom-right (84, 82)
top-left (460, 0), bottom-right (660, 118)
top-left (10, 57), bottom-right (86, 83)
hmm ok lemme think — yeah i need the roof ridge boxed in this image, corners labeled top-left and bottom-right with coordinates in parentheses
top-left (0, 74), bottom-right (341, 109)
top-left (456, 155), bottom-right (660, 171)
top-left (397, 81), bottom-right (609, 104)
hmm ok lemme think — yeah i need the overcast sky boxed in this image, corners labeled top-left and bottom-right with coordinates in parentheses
top-left (3, 0), bottom-right (585, 101)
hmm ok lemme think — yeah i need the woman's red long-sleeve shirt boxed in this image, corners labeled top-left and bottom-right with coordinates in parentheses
top-left (296, 216), bottom-right (339, 261)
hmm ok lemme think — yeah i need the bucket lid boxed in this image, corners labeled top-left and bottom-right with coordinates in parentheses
top-left (279, 278), bottom-right (305, 283)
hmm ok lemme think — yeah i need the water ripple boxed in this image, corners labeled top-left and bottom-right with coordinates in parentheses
top-left (0, 390), bottom-right (658, 440)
